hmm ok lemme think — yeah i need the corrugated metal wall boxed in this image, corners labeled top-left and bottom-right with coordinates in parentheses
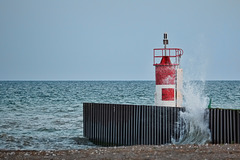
top-left (209, 108), bottom-right (240, 144)
top-left (83, 103), bottom-right (240, 146)
top-left (83, 103), bottom-right (184, 146)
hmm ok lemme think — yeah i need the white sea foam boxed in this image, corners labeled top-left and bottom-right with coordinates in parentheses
top-left (174, 80), bottom-right (211, 144)
top-left (172, 37), bottom-right (212, 144)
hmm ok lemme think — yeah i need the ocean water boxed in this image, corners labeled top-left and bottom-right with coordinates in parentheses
top-left (0, 81), bottom-right (239, 150)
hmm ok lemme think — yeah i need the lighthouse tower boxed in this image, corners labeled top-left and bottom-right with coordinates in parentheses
top-left (153, 33), bottom-right (183, 107)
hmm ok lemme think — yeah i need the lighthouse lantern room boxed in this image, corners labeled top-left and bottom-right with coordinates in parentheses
top-left (153, 33), bottom-right (183, 107)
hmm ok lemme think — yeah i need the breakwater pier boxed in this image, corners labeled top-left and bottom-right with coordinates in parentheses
top-left (84, 103), bottom-right (240, 146)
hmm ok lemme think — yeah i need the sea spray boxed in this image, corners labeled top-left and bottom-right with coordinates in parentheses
top-left (173, 80), bottom-right (211, 144)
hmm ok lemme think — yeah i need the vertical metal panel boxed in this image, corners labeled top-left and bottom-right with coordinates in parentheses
top-left (91, 103), bottom-right (94, 141)
top-left (102, 104), bottom-right (105, 145)
top-left (131, 105), bottom-right (133, 145)
top-left (233, 110), bottom-right (236, 144)
top-left (208, 109), bottom-right (211, 142)
top-left (125, 105), bottom-right (128, 145)
top-left (137, 105), bottom-right (141, 145)
top-left (169, 107), bottom-right (172, 142)
top-left (220, 109), bottom-right (223, 144)
top-left (93, 103), bottom-right (97, 144)
top-left (109, 103), bottom-right (112, 145)
top-left (166, 107), bottom-right (169, 143)
top-left (85, 103), bottom-right (88, 139)
top-left (102, 104), bottom-right (105, 144)
top-left (106, 104), bottom-right (108, 144)
top-left (92, 103), bottom-right (95, 143)
top-left (128, 105), bottom-right (131, 145)
top-left (146, 105), bottom-right (149, 144)
top-left (142, 105), bottom-right (145, 145)
top-left (212, 109), bottom-right (215, 144)
top-left (83, 103), bottom-right (86, 138)
top-left (97, 103), bottom-right (100, 143)
top-left (159, 106), bottom-right (162, 144)
top-left (223, 109), bottom-right (226, 143)
top-left (105, 104), bottom-right (107, 144)
top-left (226, 110), bottom-right (230, 143)
top-left (230, 110), bottom-right (233, 143)
top-left (164, 107), bottom-right (167, 144)
top-left (106, 104), bottom-right (109, 145)
top-left (110, 104), bottom-right (113, 145)
top-left (151, 106), bottom-right (155, 145)
top-left (216, 109), bottom-right (219, 144)
top-left (98, 103), bottom-right (101, 145)
top-left (237, 110), bottom-right (239, 143)
top-left (100, 103), bottom-right (104, 145)
top-left (214, 109), bottom-right (217, 144)
top-left (113, 104), bottom-right (116, 145)
top-left (90, 103), bottom-right (93, 142)
top-left (117, 104), bottom-right (120, 145)
top-left (105, 104), bottom-right (107, 145)
top-left (129, 105), bottom-right (132, 145)
top-left (156, 106), bottom-right (160, 145)
top-left (167, 107), bottom-right (170, 143)
top-left (132, 105), bottom-right (135, 145)
top-left (100, 104), bottom-right (103, 145)
top-left (116, 104), bottom-right (120, 145)
top-left (172, 107), bottom-right (175, 142)
top-left (149, 106), bottom-right (151, 145)
top-left (89, 103), bottom-right (92, 141)
top-left (153, 106), bottom-right (157, 145)
top-left (120, 105), bottom-right (123, 145)
top-left (83, 104), bottom-right (86, 137)
top-left (140, 105), bottom-right (143, 144)
top-left (85, 103), bottom-right (87, 138)
top-left (163, 107), bottom-right (166, 144)
top-left (148, 106), bottom-right (151, 145)
top-left (140, 105), bottom-right (142, 144)
top-left (108, 104), bottom-right (111, 145)
top-left (123, 105), bottom-right (126, 145)
top-left (122, 105), bottom-right (125, 145)
top-left (143, 105), bottom-right (146, 144)
top-left (216, 109), bottom-right (220, 143)
top-left (209, 109), bottom-right (212, 143)
top-left (133, 105), bottom-right (136, 145)
top-left (111, 104), bottom-right (114, 145)
top-left (155, 106), bottom-right (158, 145)
top-left (115, 104), bottom-right (117, 145)
top-left (94, 103), bottom-right (97, 143)
top-left (141, 105), bottom-right (145, 145)
top-left (174, 107), bottom-right (178, 141)
top-left (97, 103), bottom-right (100, 145)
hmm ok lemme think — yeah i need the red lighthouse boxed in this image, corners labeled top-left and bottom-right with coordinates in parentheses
top-left (153, 33), bottom-right (183, 107)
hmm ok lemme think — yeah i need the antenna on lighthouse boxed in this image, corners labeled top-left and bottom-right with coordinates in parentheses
top-left (163, 32), bottom-right (168, 56)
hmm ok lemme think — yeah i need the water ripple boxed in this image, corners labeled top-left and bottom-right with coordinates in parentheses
top-left (0, 81), bottom-right (239, 150)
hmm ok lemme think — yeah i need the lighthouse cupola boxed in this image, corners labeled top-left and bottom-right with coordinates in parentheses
top-left (153, 33), bottom-right (183, 107)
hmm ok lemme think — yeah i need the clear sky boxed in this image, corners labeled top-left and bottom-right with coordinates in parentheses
top-left (0, 0), bottom-right (239, 81)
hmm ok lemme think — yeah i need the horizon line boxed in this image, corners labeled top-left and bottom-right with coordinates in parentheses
top-left (0, 79), bottom-right (240, 81)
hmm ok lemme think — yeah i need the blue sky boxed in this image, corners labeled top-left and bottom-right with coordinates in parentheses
top-left (0, 0), bottom-right (239, 80)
